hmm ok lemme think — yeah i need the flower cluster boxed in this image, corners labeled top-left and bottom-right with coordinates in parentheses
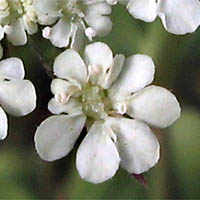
top-left (0, 0), bottom-right (199, 50)
top-left (2, 0), bottom-right (199, 185)
top-left (35, 42), bottom-right (180, 183)
top-left (34, 0), bottom-right (113, 49)
top-left (121, 0), bottom-right (200, 34)
top-left (0, 0), bottom-right (38, 45)
top-left (0, 0), bottom-right (37, 140)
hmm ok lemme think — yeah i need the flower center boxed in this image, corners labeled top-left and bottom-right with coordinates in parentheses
top-left (81, 83), bottom-right (111, 120)
top-left (60, 0), bottom-right (85, 21)
top-left (0, 0), bottom-right (36, 25)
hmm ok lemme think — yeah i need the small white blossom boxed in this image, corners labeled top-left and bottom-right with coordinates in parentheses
top-left (34, 0), bottom-right (112, 49)
top-left (118, 0), bottom-right (200, 35)
top-left (0, 0), bottom-right (38, 45)
top-left (0, 57), bottom-right (36, 139)
top-left (35, 42), bottom-right (181, 184)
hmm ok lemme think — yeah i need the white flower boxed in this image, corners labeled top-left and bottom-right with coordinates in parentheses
top-left (34, 0), bottom-right (112, 49)
top-left (119, 0), bottom-right (200, 35)
top-left (34, 42), bottom-right (181, 184)
top-left (0, 0), bottom-right (38, 45)
top-left (0, 57), bottom-right (36, 140)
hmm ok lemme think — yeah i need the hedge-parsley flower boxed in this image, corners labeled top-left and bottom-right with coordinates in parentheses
top-left (119, 0), bottom-right (200, 35)
top-left (34, 0), bottom-right (112, 49)
top-left (35, 42), bottom-right (181, 184)
top-left (0, 0), bottom-right (38, 45)
top-left (0, 57), bottom-right (36, 139)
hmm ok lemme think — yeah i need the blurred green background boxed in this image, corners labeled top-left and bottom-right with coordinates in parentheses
top-left (1, 4), bottom-right (200, 199)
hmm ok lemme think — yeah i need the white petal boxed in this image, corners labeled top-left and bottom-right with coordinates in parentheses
top-left (127, 0), bottom-right (157, 22)
top-left (107, 117), bottom-right (160, 174)
top-left (76, 121), bottom-right (120, 184)
top-left (35, 114), bottom-right (86, 161)
top-left (107, 0), bottom-right (118, 5)
top-left (85, 2), bottom-right (112, 36)
top-left (0, 106), bottom-right (8, 140)
top-left (85, 15), bottom-right (112, 37)
top-left (50, 78), bottom-right (78, 95)
top-left (22, 16), bottom-right (38, 35)
top-left (110, 54), bottom-right (155, 98)
top-left (33, 0), bottom-right (60, 25)
top-left (101, 54), bottom-right (125, 89)
top-left (0, 26), bottom-right (5, 41)
top-left (51, 78), bottom-right (70, 95)
top-left (54, 49), bottom-right (87, 83)
top-left (34, 0), bottom-right (60, 14)
top-left (6, 19), bottom-right (27, 46)
top-left (85, 2), bottom-right (112, 16)
top-left (157, 0), bottom-right (200, 35)
top-left (48, 98), bottom-right (82, 115)
top-left (43, 19), bottom-right (72, 48)
top-left (84, 42), bottom-right (113, 72)
top-left (83, 0), bottom-right (106, 4)
top-left (0, 58), bottom-right (25, 80)
top-left (37, 14), bottom-right (58, 26)
top-left (127, 85), bottom-right (181, 128)
top-left (0, 80), bottom-right (36, 116)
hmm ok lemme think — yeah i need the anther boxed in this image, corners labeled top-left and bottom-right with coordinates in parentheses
top-left (85, 27), bottom-right (96, 41)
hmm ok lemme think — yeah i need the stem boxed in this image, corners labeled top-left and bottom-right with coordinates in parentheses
top-left (28, 36), bottom-right (54, 79)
